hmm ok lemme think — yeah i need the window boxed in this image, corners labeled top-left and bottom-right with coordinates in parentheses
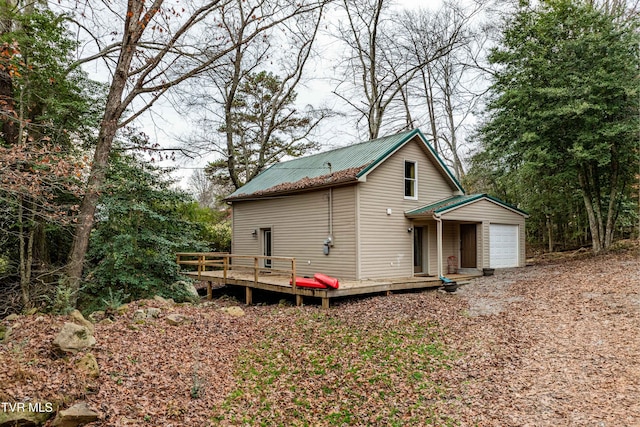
top-left (404, 161), bottom-right (417, 199)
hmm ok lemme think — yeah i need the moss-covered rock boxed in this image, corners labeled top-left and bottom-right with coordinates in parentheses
top-left (0, 403), bottom-right (54, 426)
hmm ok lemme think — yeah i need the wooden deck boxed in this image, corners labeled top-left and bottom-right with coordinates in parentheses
top-left (176, 252), bottom-right (480, 308)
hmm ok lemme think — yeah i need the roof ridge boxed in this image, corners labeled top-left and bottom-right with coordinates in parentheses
top-left (268, 129), bottom-right (417, 169)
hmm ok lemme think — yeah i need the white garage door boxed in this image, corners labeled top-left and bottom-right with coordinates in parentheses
top-left (490, 224), bottom-right (519, 268)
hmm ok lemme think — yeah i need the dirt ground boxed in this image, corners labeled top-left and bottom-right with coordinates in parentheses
top-left (1, 243), bottom-right (638, 426)
top-left (442, 244), bottom-right (640, 426)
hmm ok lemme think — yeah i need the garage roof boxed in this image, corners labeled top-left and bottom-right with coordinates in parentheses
top-left (405, 194), bottom-right (529, 218)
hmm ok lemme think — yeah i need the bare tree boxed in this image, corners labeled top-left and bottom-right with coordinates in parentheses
top-left (64, 0), bottom-right (331, 302)
top-left (187, 168), bottom-right (223, 209)
top-left (181, 0), bottom-right (332, 190)
top-left (333, 0), bottom-right (463, 140)
top-left (400, 1), bottom-right (486, 179)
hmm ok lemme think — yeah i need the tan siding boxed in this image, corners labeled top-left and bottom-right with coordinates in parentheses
top-left (231, 186), bottom-right (358, 279)
top-left (441, 199), bottom-right (526, 267)
top-left (358, 138), bottom-right (457, 279)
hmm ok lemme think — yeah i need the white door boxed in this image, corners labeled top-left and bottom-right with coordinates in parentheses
top-left (489, 224), bottom-right (519, 268)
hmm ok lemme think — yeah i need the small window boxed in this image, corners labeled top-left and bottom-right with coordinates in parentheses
top-left (404, 161), bottom-right (417, 199)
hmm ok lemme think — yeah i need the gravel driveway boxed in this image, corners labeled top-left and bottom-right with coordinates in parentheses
top-left (441, 246), bottom-right (640, 426)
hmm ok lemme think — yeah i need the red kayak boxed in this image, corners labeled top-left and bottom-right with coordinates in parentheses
top-left (314, 273), bottom-right (339, 289)
top-left (291, 277), bottom-right (327, 289)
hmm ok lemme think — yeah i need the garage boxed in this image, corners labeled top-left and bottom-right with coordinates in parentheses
top-left (490, 224), bottom-right (519, 268)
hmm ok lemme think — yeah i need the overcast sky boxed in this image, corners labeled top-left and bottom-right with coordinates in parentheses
top-left (133, 0), bottom-right (450, 187)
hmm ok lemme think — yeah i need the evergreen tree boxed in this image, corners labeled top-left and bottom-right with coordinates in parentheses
top-left (83, 152), bottom-right (207, 309)
top-left (0, 7), bottom-right (102, 310)
top-left (474, 0), bottom-right (639, 253)
top-left (206, 71), bottom-right (319, 190)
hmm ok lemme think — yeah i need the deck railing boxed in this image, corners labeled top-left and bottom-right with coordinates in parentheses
top-left (176, 252), bottom-right (297, 287)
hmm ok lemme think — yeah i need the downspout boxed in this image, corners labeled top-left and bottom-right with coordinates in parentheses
top-left (326, 162), bottom-right (334, 243)
top-left (328, 187), bottom-right (333, 238)
top-left (435, 213), bottom-right (443, 278)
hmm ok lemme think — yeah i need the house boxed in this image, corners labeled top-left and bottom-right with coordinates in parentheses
top-left (225, 129), bottom-right (528, 280)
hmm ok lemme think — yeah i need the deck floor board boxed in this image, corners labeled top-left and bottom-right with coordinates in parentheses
top-left (183, 269), bottom-right (480, 305)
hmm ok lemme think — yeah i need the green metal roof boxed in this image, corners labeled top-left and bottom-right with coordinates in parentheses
top-left (405, 194), bottom-right (529, 217)
top-left (226, 128), bottom-right (463, 200)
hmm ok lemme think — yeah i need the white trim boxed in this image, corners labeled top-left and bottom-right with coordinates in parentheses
top-left (403, 159), bottom-right (418, 200)
top-left (355, 184), bottom-right (361, 280)
top-left (438, 196), bottom-right (529, 218)
top-left (436, 216), bottom-right (443, 277)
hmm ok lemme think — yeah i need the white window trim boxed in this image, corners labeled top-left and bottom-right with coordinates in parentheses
top-left (404, 160), bottom-right (418, 200)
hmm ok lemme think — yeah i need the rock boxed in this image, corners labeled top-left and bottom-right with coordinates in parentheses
top-left (69, 310), bottom-right (94, 335)
top-left (1, 326), bottom-right (12, 342)
top-left (172, 280), bottom-right (200, 301)
top-left (153, 295), bottom-right (169, 304)
top-left (76, 353), bottom-right (99, 378)
top-left (219, 306), bottom-right (245, 317)
top-left (146, 307), bottom-right (161, 318)
top-left (0, 403), bottom-right (53, 427)
top-left (35, 316), bottom-right (45, 322)
top-left (24, 307), bottom-right (38, 315)
top-left (116, 304), bottom-right (129, 315)
top-left (165, 314), bottom-right (188, 326)
top-left (87, 311), bottom-right (105, 323)
top-left (98, 318), bottom-right (114, 325)
top-left (4, 313), bottom-right (19, 321)
top-left (132, 309), bottom-right (146, 322)
top-left (51, 402), bottom-right (99, 427)
top-left (53, 323), bottom-right (96, 354)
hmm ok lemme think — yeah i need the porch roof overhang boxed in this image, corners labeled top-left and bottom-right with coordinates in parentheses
top-left (404, 193), bottom-right (529, 219)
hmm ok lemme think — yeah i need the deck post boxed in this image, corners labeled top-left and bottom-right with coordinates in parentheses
top-left (198, 254), bottom-right (204, 279)
top-left (321, 297), bottom-right (330, 309)
top-left (296, 294), bottom-right (303, 306)
top-left (245, 286), bottom-right (253, 305)
top-left (223, 256), bottom-right (228, 281)
top-left (253, 257), bottom-right (259, 285)
top-left (207, 281), bottom-right (212, 300)
top-left (291, 259), bottom-right (296, 288)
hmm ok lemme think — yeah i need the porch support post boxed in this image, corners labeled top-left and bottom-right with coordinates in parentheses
top-left (245, 286), bottom-right (253, 305)
top-left (436, 215), bottom-right (443, 277)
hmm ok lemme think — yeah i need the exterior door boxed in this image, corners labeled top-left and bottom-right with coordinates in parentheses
top-left (262, 228), bottom-right (272, 268)
top-left (460, 224), bottom-right (477, 268)
top-left (413, 226), bottom-right (424, 274)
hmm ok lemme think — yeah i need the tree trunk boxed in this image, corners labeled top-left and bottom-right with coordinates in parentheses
top-left (604, 151), bottom-right (620, 249)
top-left (65, 0), bottom-right (147, 304)
top-left (65, 108), bottom-right (121, 302)
top-left (546, 215), bottom-right (553, 253)
top-left (578, 169), bottom-right (603, 254)
top-left (421, 67), bottom-right (439, 154)
top-left (18, 196), bottom-right (36, 309)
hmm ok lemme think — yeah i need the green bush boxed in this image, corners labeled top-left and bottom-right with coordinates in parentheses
top-left (81, 152), bottom-right (208, 310)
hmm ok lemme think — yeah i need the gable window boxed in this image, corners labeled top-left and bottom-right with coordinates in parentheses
top-left (404, 161), bottom-right (417, 199)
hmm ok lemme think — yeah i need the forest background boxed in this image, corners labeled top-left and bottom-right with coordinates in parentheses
top-left (0, 0), bottom-right (637, 315)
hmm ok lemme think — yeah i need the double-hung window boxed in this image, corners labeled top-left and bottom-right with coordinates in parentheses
top-left (404, 161), bottom-right (417, 199)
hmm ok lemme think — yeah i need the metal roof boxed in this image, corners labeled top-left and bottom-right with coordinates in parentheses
top-left (405, 194), bottom-right (529, 217)
top-left (226, 128), bottom-right (463, 200)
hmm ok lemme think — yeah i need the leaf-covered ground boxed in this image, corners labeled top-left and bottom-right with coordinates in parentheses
top-left (1, 243), bottom-right (638, 426)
